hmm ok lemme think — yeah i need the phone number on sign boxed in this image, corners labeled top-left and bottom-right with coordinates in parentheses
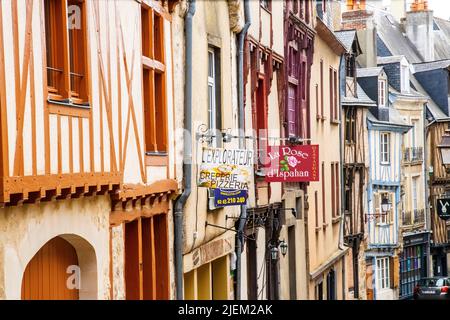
top-left (216, 197), bottom-right (246, 205)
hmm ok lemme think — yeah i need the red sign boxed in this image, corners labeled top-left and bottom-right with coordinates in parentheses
top-left (265, 145), bottom-right (319, 182)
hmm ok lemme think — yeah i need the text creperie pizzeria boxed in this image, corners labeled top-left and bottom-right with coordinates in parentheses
top-left (199, 172), bottom-right (249, 190)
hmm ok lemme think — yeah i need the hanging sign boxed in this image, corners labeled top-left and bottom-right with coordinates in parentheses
top-left (437, 198), bottom-right (450, 221)
top-left (198, 147), bottom-right (254, 190)
top-left (265, 145), bottom-right (319, 182)
top-left (214, 189), bottom-right (248, 207)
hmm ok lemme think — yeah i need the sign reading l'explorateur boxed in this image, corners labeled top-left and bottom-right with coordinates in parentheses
top-left (265, 145), bottom-right (319, 182)
top-left (199, 147), bottom-right (254, 190)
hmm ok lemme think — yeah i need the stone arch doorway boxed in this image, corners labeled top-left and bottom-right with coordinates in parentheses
top-left (21, 234), bottom-right (98, 300)
top-left (21, 236), bottom-right (79, 300)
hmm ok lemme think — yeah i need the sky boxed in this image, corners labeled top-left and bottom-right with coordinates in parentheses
top-left (428, 0), bottom-right (450, 19)
top-left (366, 0), bottom-right (450, 20)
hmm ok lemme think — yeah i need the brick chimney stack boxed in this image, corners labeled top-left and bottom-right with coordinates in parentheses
top-left (346, 0), bottom-right (366, 11)
top-left (410, 0), bottom-right (429, 12)
top-left (341, 0), bottom-right (377, 67)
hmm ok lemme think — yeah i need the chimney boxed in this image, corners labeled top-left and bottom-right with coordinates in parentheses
top-left (342, 0), bottom-right (377, 67)
top-left (405, 0), bottom-right (434, 61)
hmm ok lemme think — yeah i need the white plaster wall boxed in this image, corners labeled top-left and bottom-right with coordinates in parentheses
top-left (0, 196), bottom-right (111, 300)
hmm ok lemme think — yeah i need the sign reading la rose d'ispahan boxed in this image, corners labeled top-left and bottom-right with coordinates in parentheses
top-left (265, 145), bottom-right (319, 182)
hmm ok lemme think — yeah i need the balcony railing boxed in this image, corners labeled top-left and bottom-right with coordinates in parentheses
top-left (402, 209), bottom-right (425, 226)
top-left (403, 147), bottom-right (423, 163)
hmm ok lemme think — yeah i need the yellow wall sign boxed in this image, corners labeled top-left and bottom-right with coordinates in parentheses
top-left (198, 147), bottom-right (254, 190)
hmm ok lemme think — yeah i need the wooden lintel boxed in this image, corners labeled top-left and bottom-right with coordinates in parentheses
top-left (110, 202), bottom-right (169, 226)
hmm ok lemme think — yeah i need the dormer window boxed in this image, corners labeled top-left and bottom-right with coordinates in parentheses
top-left (401, 64), bottom-right (410, 93)
top-left (378, 79), bottom-right (387, 107)
top-left (346, 55), bottom-right (356, 78)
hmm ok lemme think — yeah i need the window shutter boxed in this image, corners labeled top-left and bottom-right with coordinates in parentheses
top-left (331, 163), bottom-right (335, 218)
top-left (390, 256), bottom-right (399, 289)
top-left (374, 193), bottom-right (380, 214)
top-left (389, 193), bottom-right (395, 223)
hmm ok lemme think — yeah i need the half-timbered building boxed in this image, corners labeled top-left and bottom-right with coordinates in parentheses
top-left (335, 29), bottom-right (374, 300)
top-left (357, 66), bottom-right (412, 300)
top-left (0, 0), bottom-right (179, 300)
top-left (377, 55), bottom-right (431, 299)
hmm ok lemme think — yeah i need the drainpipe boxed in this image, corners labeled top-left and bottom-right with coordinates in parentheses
top-left (174, 0), bottom-right (196, 301)
top-left (235, 0), bottom-right (251, 301)
top-left (423, 102), bottom-right (432, 277)
top-left (338, 55), bottom-right (345, 252)
top-left (338, 55), bottom-right (346, 300)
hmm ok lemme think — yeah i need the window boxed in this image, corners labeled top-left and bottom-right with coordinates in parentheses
top-left (329, 67), bottom-right (338, 123)
top-left (331, 162), bottom-right (340, 219)
top-left (412, 176), bottom-right (419, 213)
top-left (142, 5), bottom-right (168, 153)
top-left (44, 0), bottom-right (88, 103)
top-left (376, 257), bottom-right (390, 290)
top-left (322, 162), bottom-right (326, 225)
top-left (401, 65), bottom-right (410, 93)
top-left (335, 162), bottom-right (340, 218)
top-left (329, 67), bottom-right (334, 121)
top-left (315, 191), bottom-right (319, 229)
top-left (346, 55), bottom-right (356, 78)
top-left (378, 79), bottom-right (387, 107)
top-left (345, 107), bottom-right (356, 143)
top-left (287, 46), bottom-right (299, 137)
top-left (208, 47), bottom-right (222, 148)
top-left (374, 192), bottom-right (393, 224)
top-left (410, 119), bottom-right (418, 148)
top-left (331, 163), bottom-right (335, 220)
top-left (315, 84), bottom-right (320, 120)
top-left (320, 60), bottom-right (324, 119)
top-left (380, 132), bottom-right (390, 164)
top-left (256, 77), bottom-right (267, 167)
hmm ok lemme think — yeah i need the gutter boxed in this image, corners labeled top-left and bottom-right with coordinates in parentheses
top-left (338, 56), bottom-right (345, 252)
top-left (173, 0), bottom-right (196, 300)
top-left (235, 0), bottom-right (251, 301)
top-left (423, 102), bottom-right (433, 277)
top-left (338, 55), bottom-right (346, 300)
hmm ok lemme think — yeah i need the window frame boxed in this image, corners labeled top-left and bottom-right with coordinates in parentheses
top-left (376, 257), bottom-right (390, 290)
top-left (44, 0), bottom-right (89, 105)
top-left (378, 79), bottom-right (387, 107)
top-left (380, 132), bottom-right (390, 165)
top-left (345, 107), bottom-right (356, 144)
top-left (141, 4), bottom-right (168, 155)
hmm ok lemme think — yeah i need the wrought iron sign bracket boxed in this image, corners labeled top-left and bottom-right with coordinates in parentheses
top-left (195, 124), bottom-right (312, 144)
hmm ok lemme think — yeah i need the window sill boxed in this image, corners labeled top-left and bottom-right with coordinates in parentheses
top-left (380, 163), bottom-right (390, 166)
top-left (145, 153), bottom-right (168, 167)
top-left (330, 120), bottom-right (340, 125)
top-left (376, 222), bottom-right (393, 227)
top-left (323, 223), bottom-right (329, 229)
top-left (332, 216), bottom-right (341, 224)
top-left (315, 226), bottom-right (322, 233)
top-left (47, 99), bottom-right (90, 118)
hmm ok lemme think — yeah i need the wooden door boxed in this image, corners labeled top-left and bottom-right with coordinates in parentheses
top-left (21, 237), bottom-right (79, 300)
top-left (124, 214), bottom-right (169, 300)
